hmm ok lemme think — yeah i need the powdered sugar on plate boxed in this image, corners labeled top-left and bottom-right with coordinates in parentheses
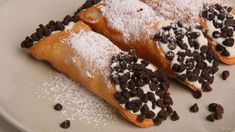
top-left (100, 0), bottom-right (163, 41)
top-left (36, 72), bottom-right (119, 128)
top-left (142, 0), bottom-right (231, 23)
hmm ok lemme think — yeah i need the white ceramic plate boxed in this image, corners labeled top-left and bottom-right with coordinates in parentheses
top-left (1, 0), bottom-right (235, 131)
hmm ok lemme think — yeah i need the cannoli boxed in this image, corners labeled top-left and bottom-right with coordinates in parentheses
top-left (140, 0), bottom-right (230, 23)
top-left (21, 21), bottom-right (175, 127)
top-left (78, 0), bottom-right (219, 92)
top-left (200, 4), bottom-right (235, 64)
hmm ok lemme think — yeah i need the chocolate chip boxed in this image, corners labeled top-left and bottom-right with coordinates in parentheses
top-left (146, 111), bottom-right (155, 119)
top-left (140, 94), bottom-right (148, 103)
top-left (214, 112), bottom-right (223, 120)
top-left (114, 92), bottom-right (121, 100)
top-left (172, 64), bottom-right (181, 72)
top-left (54, 103), bottom-right (63, 111)
top-left (167, 41), bottom-right (177, 50)
top-left (30, 33), bottom-right (40, 41)
top-left (163, 96), bottom-right (173, 105)
top-left (215, 44), bottom-right (225, 52)
top-left (206, 114), bottom-right (215, 122)
top-left (137, 114), bottom-right (145, 122)
top-left (118, 95), bottom-right (128, 104)
top-left (225, 19), bottom-right (235, 27)
top-left (163, 26), bottom-right (172, 31)
top-left (227, 7), bottom-right (233, 12)
top-left (42, 27), bottom-right (51, 37)
top-left (149, 82), bottom-right (158, 91)
top-left (171, 111), bottom-right (179, 121)
top-left (208, 76), bottom-right (214, 84)
top-left (215, 105), bottom-right (224, 114)
top-left (140, 104), bottom-right (149, 115)
top-left (222, 70), bottom-right (230, 80)
top-left (119, 75), bottom-right (129, 85)
top-left (121, 90), bottom-right (130, 99)
top-left (159, 82), bottom-right (169, 91)
top-left (125, 102), bottom-right (134, 110)
top-left (212, 31), bottom-right (221, 38)
top-left (202, 10), bottom-right (208, 18)
top-left (153, 32), bottom-right (161, 41)
top-left (191, 32), bottom-right (201, 39)
top-left (202, 81), bottom-right (212, 92)
top-left (227, 28), bottom-right (234, 37)
top-left (218, 13), bottom-right (226, 20)
top-left (60, 120), bottom-right (70, 129)
top-left (156, 99), bottom-right (164, 108)
top-left (160, 32), bottom-right (169, 43)
top-left (158, 110), bottom-right (168, 120)
top-left (226, 13), bottom-right (234, 19)
top-left (190, 103), bottom-right (199, 113)
top-left (147, 92), bottom-right (155, 101)
top-left (153, 117), bottom-right (162, 126)
top-left (192, 90), bottom-right (202, 99)
top-left (21, 37), bottom-right (33, 48)
top-left (221, 49), bottom-right (230, 57)
top-left (136, 88), bottom-right (144, 97)
top-left (166, 106), bottom-right (174, 114)
top-left (215, 3), bottom-right (223, 11)
top-left (165, 51), bottom-right (175, 61)
top-left (207, 13), bottom-right (215, 21)
top-left (222, 38), bottom-right (234, 47)
top-left (208, 103), bottom-right (219, 112)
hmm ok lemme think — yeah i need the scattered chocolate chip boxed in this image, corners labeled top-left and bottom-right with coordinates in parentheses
top-left (60, 120), bottom-right (70, 129)
top-left (192, 90), bottom-right (202, 99)
top-left (54, 103), bottom-right (63, 111)
top-left (171, 111), bottom-right (179, 121)
top-left (222, 70), bottom-right (230, 80)
top-left (214, 112), bottom-right (223, 120)
top-left (206, 114), bottom-right (215, 122)
top-left (190, 103), bottom-right (199, 113)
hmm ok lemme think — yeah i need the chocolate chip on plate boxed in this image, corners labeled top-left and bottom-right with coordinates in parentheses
top-left (60, 120), bottom-right (71, 129)
top-left (206, 114), bottom-right (215, 122)
top-left (222, 70), bottom-right (230, 80)
top-left (54, 103), bottom-right (63, 111)
top-left (190, 103), bottom-right (199, 113)
top-left (171, 111), bottom-right (179, 121)
top-left (192, 90), bottom-right (202, 99)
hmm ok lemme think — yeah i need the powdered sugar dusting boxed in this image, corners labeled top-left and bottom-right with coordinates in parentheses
top-left (142, 0), bottom-right (231, 23)
top-left (100, 0), bottom-right (163, 41)
top-left (67, 30), bottom-right (121, 87)
top-left (36, 72), bottom-right (119, 128)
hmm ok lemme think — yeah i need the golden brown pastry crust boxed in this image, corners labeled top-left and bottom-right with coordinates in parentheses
top-left (78, 5), bottom-right (201, 92)
top-left (28, 21), bottom-right (156, 127)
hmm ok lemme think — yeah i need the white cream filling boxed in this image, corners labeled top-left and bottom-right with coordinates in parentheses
top-left (157, 21), bottom-right (213, 89)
